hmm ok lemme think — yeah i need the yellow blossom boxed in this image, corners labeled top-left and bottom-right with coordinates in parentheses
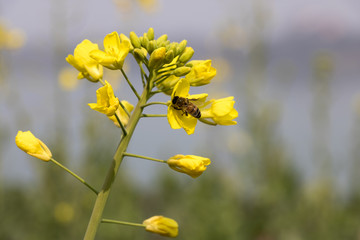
top-left (108, 100), bottom-right (134, 127)
top-left (15, 131), bottom-right (52, 161)
top-left (167, 79), bottom-right (208, 135)
top-left (90, 32), bottom-right (130, 70)
top-left (143, 216), bottom-right (178, 237)
top-left (66, 39), bottom-right (103, 82)
top-left (201, 96), bottom-right (238, 125)
top-left (167, 154), bottom-right (211, 178)
top-left (185, 60), bottom-right (216, 86)
top-left (88, 81), bottom-right (119, 116)
top-left (58, 67), bottom-right (79, 91)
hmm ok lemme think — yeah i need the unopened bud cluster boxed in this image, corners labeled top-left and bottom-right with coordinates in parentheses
top-left (128, 28), bottom-right (194, 71)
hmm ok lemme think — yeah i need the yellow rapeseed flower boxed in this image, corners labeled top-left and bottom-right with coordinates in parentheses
top-left (88, 81), bottom-right (119, 116)
top-left (167, 79), bottom-right (208, 135)
top-left (108, 100), bottom-right (134, 127)
top-left (90, 32), bottom-right (130, 70)
top-left (167, 154), bottom-right (211, 178)
top-left (143, 216), bottom-right (178, 237)
top-left (201, 96), bottom-right (238, 125)
top-left (15, 131), bottom-right (52, 161)
top-left (66, 39), bottom-right (103, 82)
top-left (185, 60), bottom-right (216, 86)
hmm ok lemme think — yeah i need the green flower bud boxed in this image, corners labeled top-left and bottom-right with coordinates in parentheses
top-left (147, 40), bottom-right (157, 54)
top-left (177, 40), bottom-right (187, 56)
top-left (133, 48), bottom-right (146, 62)
top-left (164, 50), bottom-right (174, 64)
top-left (129, 31), bottom-right (141, 48)
top-left (156, 34), bottom-right (168, 46)
top-left (149, 47), bottom-right (166, 69)
top-left (141, 35), bottom-right (149, 49)
top-left (168, 42), bottom-right (178, 55)
top-left (173, 66), bottom-right (191, 77)
top-left (179, 47), bottom-right (194, 63)
top-left (147, 27), bottom-right (154, 40)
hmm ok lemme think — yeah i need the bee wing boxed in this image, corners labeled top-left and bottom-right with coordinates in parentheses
top-left (188, 93), bottom-right (208, 106)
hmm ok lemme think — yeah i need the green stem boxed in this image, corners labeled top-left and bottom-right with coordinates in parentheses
top-left (198, 118), bottom-right (217, 126)
top-left (141, 114), bottom-right (167, 118)
top-left (50, 158), bottom-right (98, 195)
top-left (83, 83), bottom-right (152, 240)
top-left (114, 113), bottom-right (127, 136)
top-left (141, 102), bottom-right (169, 108)
top-left (102, 219), bottom-right (145, 228)
top-left (118, 100), bottom-right (131, 117)
top-left (121, 68), bottom-right (140, 100)
top-left (123, 152), bottom-right (167, 163)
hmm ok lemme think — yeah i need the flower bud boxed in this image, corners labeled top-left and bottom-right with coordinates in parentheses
top-left (173, 66), bottom-right (191, 77)
top-left (147, 27), bottom-right (154, 40)
top-left (156, 34), bottom-right (168, 46)
top-left (163, 50), bottom-right (174, 64)
top-left (141, 35), bottom-right (149, 49)
top-left (178, 47), bottom-right (194, 63)
top-left (147, 40), bottom-right (156, 54)
top-left (15, 131), bottom-right (52, 161)
top-left (148, 47), bottom-right (166, 69)
top-left (143, 216), bottom-right (178, 238)
top-left (167, 154), bottom-right (211, 178)
top-left (176, 40), bottom-right (187, 56)
top-left (133, 48), bottom-right (146, 62)
top-left (184, 60), bottom-right (216, 86)
top-left (129, 31), bottom-right (141, 48)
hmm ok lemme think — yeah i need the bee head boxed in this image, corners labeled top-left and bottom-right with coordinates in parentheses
top-left (172, 96), bottom-right (179, 104)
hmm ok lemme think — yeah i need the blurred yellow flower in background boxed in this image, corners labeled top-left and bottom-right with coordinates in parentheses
top-left (90, 31), bottom-right (130, 70)
top-left (15, 131), bottom-right (52, 162)
top-left (167, 154), bottom-right (211, 178)
top-left (88, 81), bottom-right (119, 116)
top-left (0, 21), bottom-right (26, 50)
top-left (108, 100), bottom-right (134, 127)
top-left (66, 39), bottom-right (103, 82)
top-left (58, 67), bottom-right (79, 91)
top-left (143, 215), bottom-right (178, 237)
top-left (53, 202), bottom-right (74, 224)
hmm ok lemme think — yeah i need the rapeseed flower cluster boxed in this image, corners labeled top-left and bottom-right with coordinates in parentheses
top-left (15, 28), bottom-right (238, 239)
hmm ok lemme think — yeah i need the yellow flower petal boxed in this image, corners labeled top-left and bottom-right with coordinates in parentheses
top-left (66, 39), bottom-right (103, 82)
top-left (108, 100), bottom-right (134, 127)
top-left (88, 81), bottom-right (120, 116)
top-left (167, 154), bottom-right (211, 178)
top-left (15, 131), bottom-right (52, 161)
top-left (90, 32), bottom-right (130, 70)
top-left (143, 216), bottom-right (178, 238)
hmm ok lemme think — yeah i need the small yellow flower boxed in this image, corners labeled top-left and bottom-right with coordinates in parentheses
top-left (143, 216), bottom-right (178, 238)
top-left (66, 39), bottom-right (103, 82)
top-left (167, 79), bottom-right (208, 135)
top-left (15, 131), bottom-right (52, 161)
top-left (185, 60), bottom-right (216, 86)
top-left (167, 154), bottom-right (211, 178)
top-left (90, 31), bottom-right (130, 70)
top-left (201, 97), bottom-right (238, 125)
top-left (108, 100), bottom-right (134, 127)
top-left (58, 67), bottom-right (79, 91)
top-left (88, 81), bottom-right (120, 116)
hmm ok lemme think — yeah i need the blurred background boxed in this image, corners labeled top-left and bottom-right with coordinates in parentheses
top-left (1, 0), bottom-right (360, 239)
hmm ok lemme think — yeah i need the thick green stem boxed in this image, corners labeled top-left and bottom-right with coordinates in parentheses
top-left (83, 84), bottom-right (151, 240)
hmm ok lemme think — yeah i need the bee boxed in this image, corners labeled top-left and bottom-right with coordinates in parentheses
top-left (172, 95), bottom-right (201, 118)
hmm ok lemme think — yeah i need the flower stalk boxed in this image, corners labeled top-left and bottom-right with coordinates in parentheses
top-left (50, 158), bottom-right (98, 195)
top-left (83, 80), bottom-right (152, 240)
